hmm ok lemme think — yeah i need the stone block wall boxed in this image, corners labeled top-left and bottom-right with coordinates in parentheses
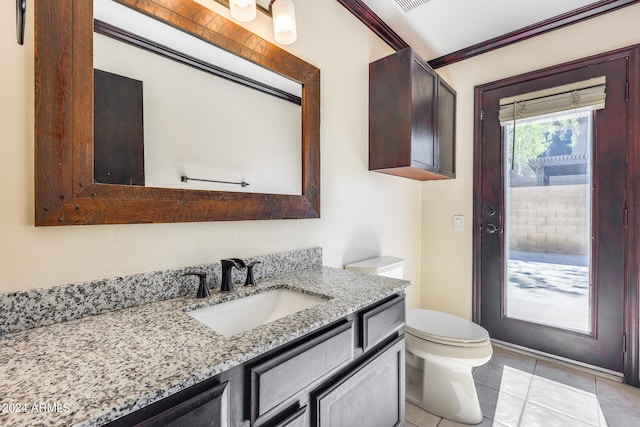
top-left (508, 185), bottom-right (589, 255)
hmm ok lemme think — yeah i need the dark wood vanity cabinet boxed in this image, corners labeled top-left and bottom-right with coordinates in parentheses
top-left (251, 294), bottom-right (405, 427)
top-left (369, 47), bottom-right (456, 180)
top-left (106, 294), bottom-right (405, 427)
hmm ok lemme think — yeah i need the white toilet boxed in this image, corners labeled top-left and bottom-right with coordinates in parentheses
top-left (345, 256), bottom-right (493, 425)
top-left (405, 308), bottom-right (492, 424)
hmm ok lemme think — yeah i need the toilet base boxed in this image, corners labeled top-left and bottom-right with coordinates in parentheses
top-left (405, 339), bottom-right (491, 425)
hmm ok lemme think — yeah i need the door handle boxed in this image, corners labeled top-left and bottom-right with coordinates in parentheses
top-left (485, 223), bottom-right (503, 234)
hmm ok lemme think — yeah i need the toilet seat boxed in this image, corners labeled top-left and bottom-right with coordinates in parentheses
top-left (406, 309), bottom-right (489, 347)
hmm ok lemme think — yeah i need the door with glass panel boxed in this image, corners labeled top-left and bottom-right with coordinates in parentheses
top-left (475, 55), bottom-right (627, 372)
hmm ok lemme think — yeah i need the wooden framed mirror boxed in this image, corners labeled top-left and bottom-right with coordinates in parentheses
top-left (35, 0), bottom-right (320, 226)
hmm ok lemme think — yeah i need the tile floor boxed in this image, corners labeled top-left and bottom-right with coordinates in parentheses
top-left (405, 345), bottom-right (640, 427)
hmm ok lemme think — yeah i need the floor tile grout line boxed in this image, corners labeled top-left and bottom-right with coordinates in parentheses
top-left (525, 360), bottom-right (602, 426)
top-left (524, 400), bottom-right (600, 427)
top-left (473, 363), bottom-right (534, 402)
top-left (594, 375), bottom-right (608, 427)
top-left (594, 377), bottom-right (602, 427)
top-left (515, 359), bottom-right (538, 426)
top-left (595, 375), bottom-right (602, 398)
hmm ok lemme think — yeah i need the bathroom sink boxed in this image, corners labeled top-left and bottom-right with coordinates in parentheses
top-left (186, 288), bottom-right (329, 337)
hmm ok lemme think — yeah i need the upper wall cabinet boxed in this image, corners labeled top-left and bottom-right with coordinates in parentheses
top-left (369, 48), bottom-right (456, 180)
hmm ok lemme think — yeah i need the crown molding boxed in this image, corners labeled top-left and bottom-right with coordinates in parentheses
top-left (337, 0), bottom-right (640, 69)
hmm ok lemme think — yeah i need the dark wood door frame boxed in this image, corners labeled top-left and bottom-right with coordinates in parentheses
top-left (473, 45), bottom-right (640, 386)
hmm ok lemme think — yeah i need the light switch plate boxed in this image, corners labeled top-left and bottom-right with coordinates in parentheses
top-left (453, 215), bottom-right (464, 231)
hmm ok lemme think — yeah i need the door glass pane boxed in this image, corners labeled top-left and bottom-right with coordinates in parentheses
top-left (503, 111), bottom-right (592, 333)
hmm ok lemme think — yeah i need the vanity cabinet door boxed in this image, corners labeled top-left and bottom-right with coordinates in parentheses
top-left (312, 336), bottom-right (405, 427)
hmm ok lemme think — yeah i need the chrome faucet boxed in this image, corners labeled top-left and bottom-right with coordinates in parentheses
top-left (220, 258), bottom-right (246, 292)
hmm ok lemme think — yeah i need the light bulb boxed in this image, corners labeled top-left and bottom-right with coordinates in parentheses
top-left (230, 0), bottom-right (257, 22)
top-left (272, 0), bottom-right (297, 45)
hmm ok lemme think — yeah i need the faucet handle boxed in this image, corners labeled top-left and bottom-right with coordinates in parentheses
top-left (183, 272), bottom-right (210, 298)
top-left (244, 261), bottom-right (261, 287)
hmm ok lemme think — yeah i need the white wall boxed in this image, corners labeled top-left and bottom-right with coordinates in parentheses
top-left (421, 4), bottom-right (640, 319)
top-left (94, 33), bottom-right (302, 195)
top-left (0, 1), bottom-right (422, 310)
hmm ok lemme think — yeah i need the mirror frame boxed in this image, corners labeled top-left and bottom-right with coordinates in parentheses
top-left (35, 0), bottom-right (320, 225)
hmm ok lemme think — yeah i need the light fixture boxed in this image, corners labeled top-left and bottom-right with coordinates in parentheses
top-left (214, 0), bottom-right (297, 45)
top-left (271, 0), bottom-right (297, 45)
top-left (229, 0), bottom-right (256, 23)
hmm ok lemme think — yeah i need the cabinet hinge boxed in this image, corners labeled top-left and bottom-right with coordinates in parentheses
top-left (623, 333), bottom-right (627, 352)
top-left (480, 109), bottom-right (485, 121)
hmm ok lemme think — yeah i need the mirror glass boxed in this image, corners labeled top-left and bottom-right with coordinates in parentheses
top-left (35, 0), bottom-right (319, 225)
top-left (93, 0), bottom-right (302, 195)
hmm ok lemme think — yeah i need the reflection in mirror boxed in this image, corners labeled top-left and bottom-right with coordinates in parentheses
top-left (93, 0), bottom-right (302, 195)
top-left (35, 0), bottom-right (319, 225)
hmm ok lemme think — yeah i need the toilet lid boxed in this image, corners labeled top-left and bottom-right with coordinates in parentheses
top-left (406, 309), bottom-right (489, 344)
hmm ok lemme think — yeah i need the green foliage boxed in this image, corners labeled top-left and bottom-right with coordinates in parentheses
top-left (505, 116), bottom-right (580, 174)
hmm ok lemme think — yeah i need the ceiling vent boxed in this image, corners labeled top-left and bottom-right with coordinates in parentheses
top-left (394, 0), bottom-right (432, 13)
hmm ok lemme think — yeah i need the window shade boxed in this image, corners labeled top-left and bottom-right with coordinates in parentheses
top-left (499, 76), bottom-right (606, 125)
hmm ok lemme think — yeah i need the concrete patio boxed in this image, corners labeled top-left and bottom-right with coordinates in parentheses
top-left (506, 251), bottom-right (590, 332)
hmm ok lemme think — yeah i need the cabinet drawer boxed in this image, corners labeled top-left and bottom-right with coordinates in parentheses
top-left (361, 295), bottom-right (405, 351)
top-left (138, 381), bottom-right (229, 427)
top-left (250, 321), bottom-right (355, 421)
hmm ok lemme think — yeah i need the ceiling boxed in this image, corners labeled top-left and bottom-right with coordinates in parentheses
top-left (360, 0), bottom-right (604, 61)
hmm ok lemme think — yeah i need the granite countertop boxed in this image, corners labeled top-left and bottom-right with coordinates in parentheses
top-left (0, 266), bottom-right (409, 427)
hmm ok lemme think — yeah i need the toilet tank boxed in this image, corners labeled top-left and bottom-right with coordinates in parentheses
top-left (344, 256), bottom-right (405, 279)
